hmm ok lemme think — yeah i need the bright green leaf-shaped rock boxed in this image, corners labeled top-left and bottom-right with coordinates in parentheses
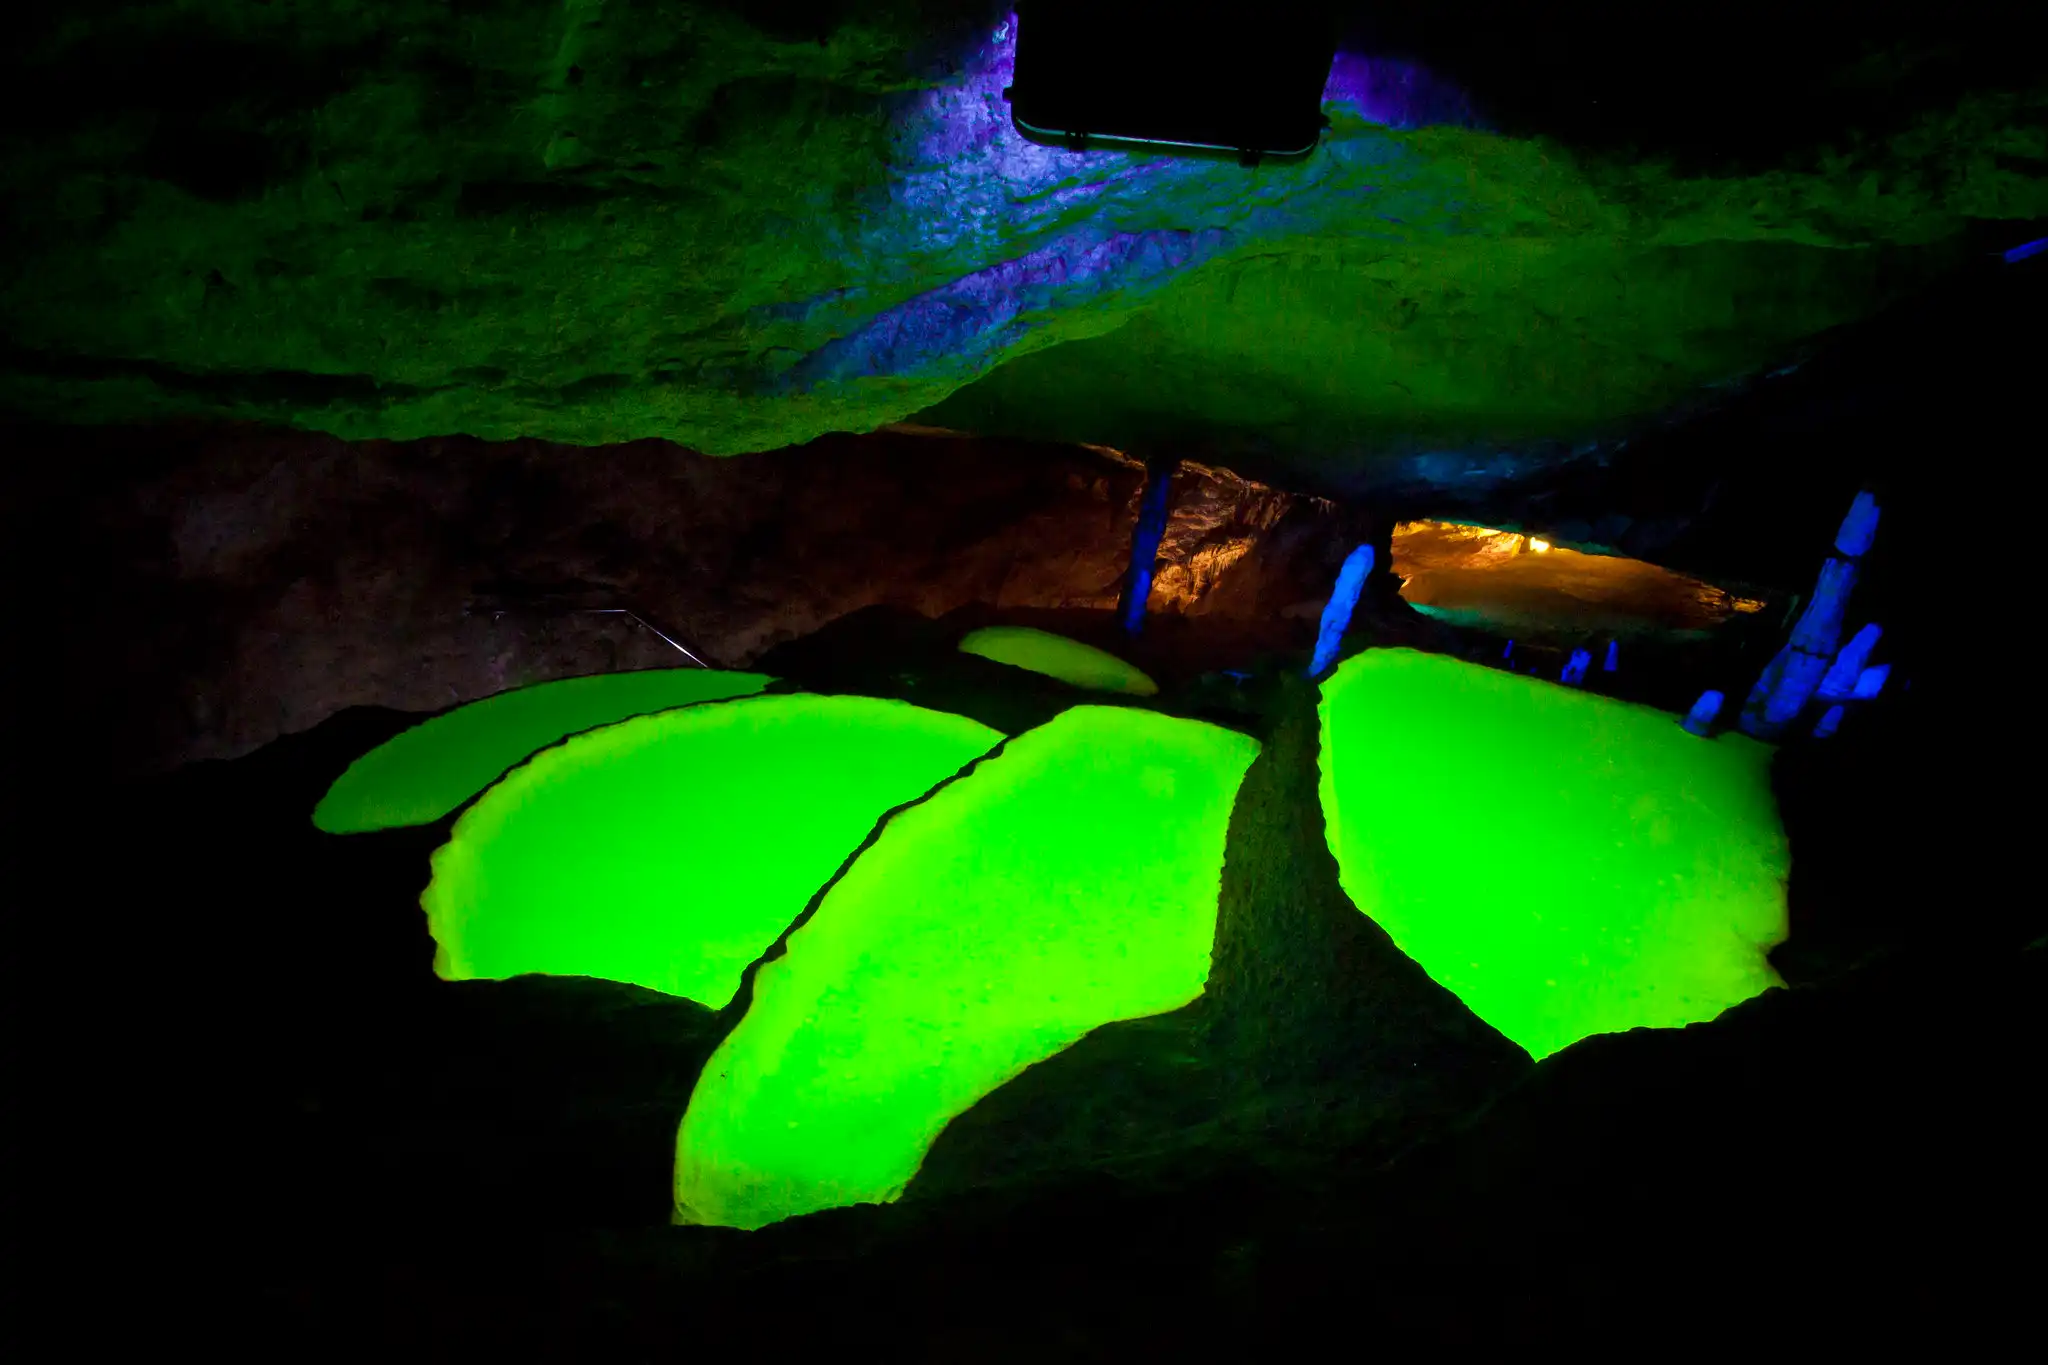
top-left (674, 705), bottom-right (1259, 1230)
top-left (1317, 649), bottom-right (1788, 1060)
top-left (314, 669), bottom-right (775, 833)
top-left (421, 695), bottom-right (1002, 1009)
top-left (958, 626), bottom-right (1159, 696)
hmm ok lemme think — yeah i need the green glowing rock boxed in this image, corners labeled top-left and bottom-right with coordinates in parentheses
top-left (957, 626), bottom-right (1159, 696)
top-left (421, 694), bottom-right (1002, 1010)
top-left (314, 669), bottom-right (775, 833)
top-left (674, 705), bottom-right (1259, 1230)
top-left (1316, 648), bottom-right (1788, 1060)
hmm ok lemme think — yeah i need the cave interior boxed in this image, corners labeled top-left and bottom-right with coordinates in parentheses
top-left (6, 0), bottom-right (2044, 1354)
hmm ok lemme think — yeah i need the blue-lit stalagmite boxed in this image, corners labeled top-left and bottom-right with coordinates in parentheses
top-left (1740, 491), bottom-right (1881, 739)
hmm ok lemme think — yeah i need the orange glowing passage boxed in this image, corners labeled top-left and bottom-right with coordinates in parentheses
top-left (1389, 520), bottom-right (1765, 640)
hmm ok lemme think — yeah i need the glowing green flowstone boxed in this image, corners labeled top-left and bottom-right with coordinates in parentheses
top-left (421, 695), bottom-right (1001, 1009)
top-left (957, 626), bottom-right (1159, 696)
top-left (674, 706), bottom-right (1259, 1230)
top-left (1317, 649), bottom-right (1788, 1059)
top-left (313, 669), bottom-right (774, 833)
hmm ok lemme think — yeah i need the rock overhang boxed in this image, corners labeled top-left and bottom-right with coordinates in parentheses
top-left (1, 1), bottom-right (2042, 486)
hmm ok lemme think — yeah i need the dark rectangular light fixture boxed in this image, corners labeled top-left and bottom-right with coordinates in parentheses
top-left (1005, 1), bottom-right (1340, 164)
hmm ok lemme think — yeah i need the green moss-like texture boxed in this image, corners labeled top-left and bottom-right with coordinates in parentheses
top-left (956, 625), bottom-right (1159, 696)
top-left (421, 694), bottom-right (1001, 1009)
top-left (906, 670), bottom-right (1529, 1203)
top-left (674, 706), bottom-right (1258, 1229)
top-left (1317, 649), bottom-right (1789, 1059)
top-left (63, 678), bottom-right (2048, 1348)
top-left (314, 668), bottom-right (772, 832)
top-left (915, 236), bottom-right (1970, 488)
top-left (4, 3), bottom-right (2042, 480)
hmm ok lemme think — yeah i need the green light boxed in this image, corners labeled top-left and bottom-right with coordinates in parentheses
top-left (1317, 649), bottom-right (1788, 1059)
top-left (313, 669), bottom-right (774, 833)
top-left (957, 626), bottom-right (1159, 696)
top-left (421, 695), bottom-right (1002, 1009)
top-left (674, 705), bottom-right (1259, 1230)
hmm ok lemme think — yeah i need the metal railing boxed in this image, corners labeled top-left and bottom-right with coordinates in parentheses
top-left (580, 608), bottom-right (712, 669)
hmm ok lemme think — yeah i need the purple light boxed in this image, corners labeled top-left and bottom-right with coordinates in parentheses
top-left (754, 15), bottom-right (1482, 405)
top-left (1308, 544), bottom-right (1375, 676)
top-left (1789, 558), bottom-right (1857, 655)
top-left (780, 228), bottom-right (1230, 390)
top-left (901, 14), bottom-right (1122, 184)
top-left (1321, 52), bottom-right (1482, 131)
top-left (1833, 490), bottom-right (1880, 558)
top-left (1819, 622), bottom-right (1882, 699)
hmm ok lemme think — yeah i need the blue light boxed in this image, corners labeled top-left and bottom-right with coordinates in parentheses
top-left (1741, 490), bottom-right (1880, 738)
top-left (1813, 705), bottom-right (1845, 739)
top-left (1789, 558), bottom-right (1858, 654)
top-left (1603, 640), bottom-right (1619, 673)
top-left (2004, 237), bottom-right (2048, 265)
top-left (1819, 623), bottom-right (1882, 699)
top-left (1560, 648), bottom-right (1592, 686)
top-left (1320, 52), bottom-right (1483, 131)
top-left (1121, 462), bottom-right (1176, 636)
top-left (1683, 690), bottom-right (1725, 737)
top-left (1852, 664), bottom-right (1891, 700)
top-left (1308, 544), bottom-right (1376, 677)
top-left (763, 13), bottom-right (1502, 412)
top-left (1833, 490), bottom-right (1880, 558)
top-left (1763, 650), bottom-right (1833, 727)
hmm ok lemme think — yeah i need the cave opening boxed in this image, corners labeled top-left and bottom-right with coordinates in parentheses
top-left (1390, 518), bottom-right (1771, 644)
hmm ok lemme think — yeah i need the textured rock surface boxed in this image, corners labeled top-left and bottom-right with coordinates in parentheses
top-left (14, 420), bottom-right (1360, 776)
top-left (19, 252), bottom-right (2032, 782)
top-left (910, 670), bottom-right (1527, 1202)
top-left (33, 644), bottom-right (2042, 1354)
top-left (4, 2), bottom-right (2042, 482)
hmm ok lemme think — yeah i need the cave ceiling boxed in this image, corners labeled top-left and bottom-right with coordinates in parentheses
top-left (3, 0), bottom-right (2043, 494)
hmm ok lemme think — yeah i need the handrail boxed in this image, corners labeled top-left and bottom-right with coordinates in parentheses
top-left (581, 608), bottom-right (712, 669)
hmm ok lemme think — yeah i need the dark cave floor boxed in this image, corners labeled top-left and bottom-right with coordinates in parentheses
top-left (17, 621), bottom-right (2046, 1355)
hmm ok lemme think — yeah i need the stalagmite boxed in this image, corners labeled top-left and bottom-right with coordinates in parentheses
top-left (1119, 459), bottom-right (1176, 636)
top-left (1834, 490), bottom-right (1881, 558)
top-left (1683, 689), bottom-right (1725, 737)
top-left (1853, 664), bottom-right (1891, 699)
top-left (1739, 491), bottom-right (1879, 739)
top-left (1819, 623), bottom-right (1883, 700)
top-left (1308, 544), bottom-right (1375, 678)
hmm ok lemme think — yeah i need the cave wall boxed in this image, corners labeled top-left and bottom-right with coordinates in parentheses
top-left (22, 248), bottom-right (2036, 784)
top-left (32, 582), bottom-right (2040, 1355)
top-left (3, 2), bottom-right (2042, 485)
top-left (15, 421), bottom-right (1356, 777)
